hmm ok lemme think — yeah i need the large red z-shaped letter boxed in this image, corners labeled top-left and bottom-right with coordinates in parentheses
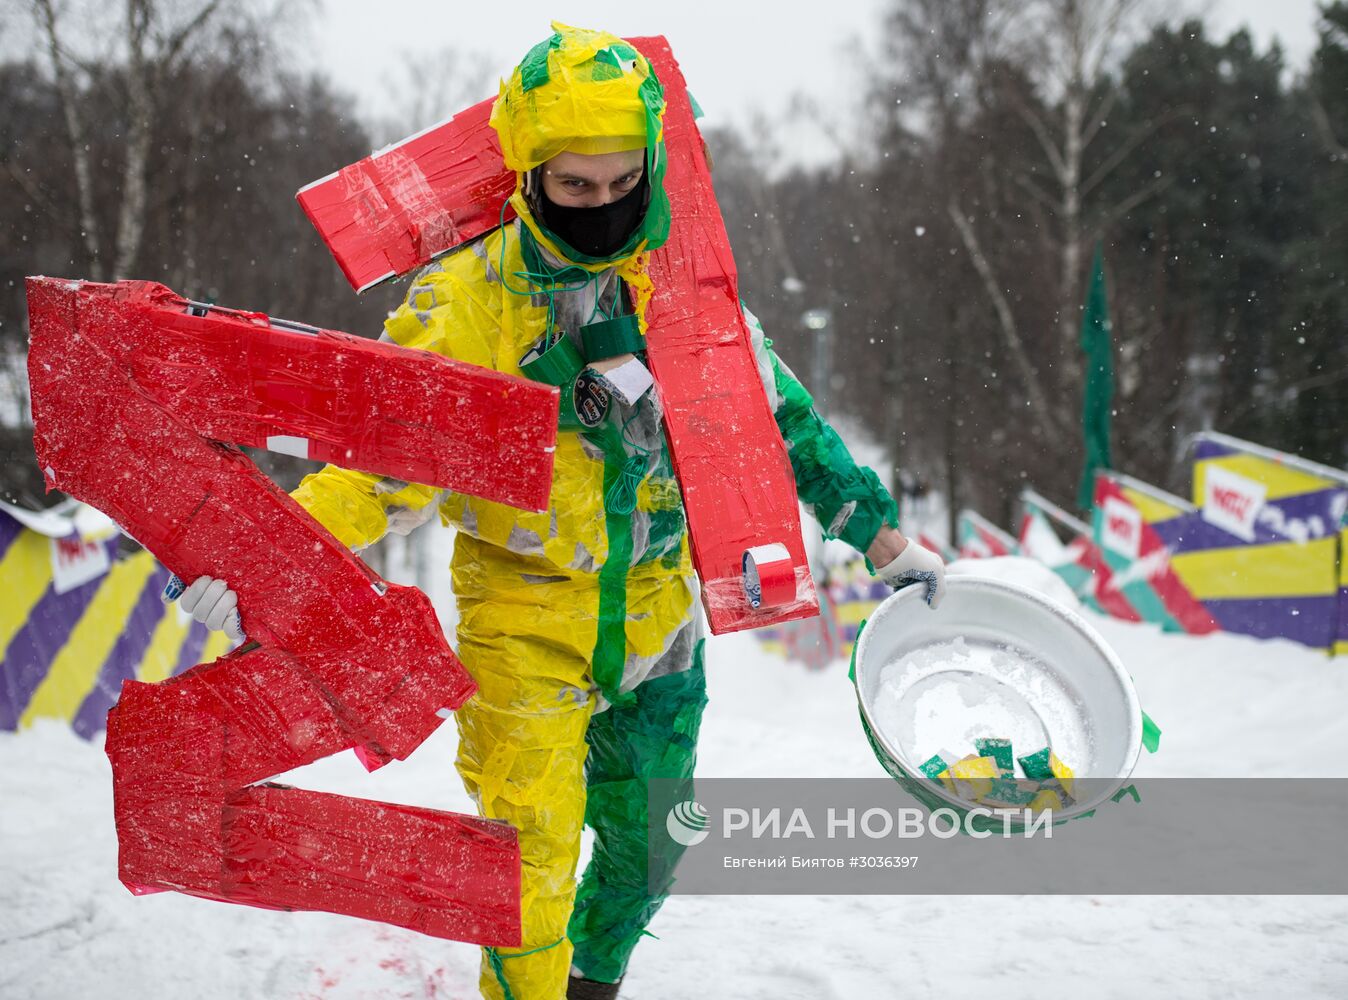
top-left (26, 278), bottom-right (559, 945)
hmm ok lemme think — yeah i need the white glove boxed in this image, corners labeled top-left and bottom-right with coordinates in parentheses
top-left (875, 540), bottom-right (947, 610)
top-left (163, 573), bottom-right (246, 642)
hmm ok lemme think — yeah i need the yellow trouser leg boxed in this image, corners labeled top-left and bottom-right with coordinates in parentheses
top-left (454, 598), bottom-right (595, 1000)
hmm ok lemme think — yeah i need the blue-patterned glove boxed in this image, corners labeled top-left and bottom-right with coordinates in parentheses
top-left (874, 540), bottom-right (947, 609)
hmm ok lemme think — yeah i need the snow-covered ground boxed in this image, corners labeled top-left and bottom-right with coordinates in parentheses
top-left (3, 558), bottom-right (1348, 999)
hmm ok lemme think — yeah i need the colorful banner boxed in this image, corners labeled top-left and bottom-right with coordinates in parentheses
top-left (754, 588), bottom-right (842, 670)
top-left (1018, 490), bottom-right (1141, 622)
top-left (760, 432), bottom-right (1348, 664)
top-left (917, 531), bottom-right (955, 562)
top-left (1189, 432), bottom-right (1348, 653)
top-left (956, 509), bottom-right (1016, 559)
top-left (1091, 473), bottom-right (1222, 636)
top-left (1090, 453), bottom-right (1344, 650)
top-left (0, 503), bottom-right (234, 737)
top-left (826, 562), bottom-right (892, 660)
top-left (1340, 519), bottom-right (1348, 657)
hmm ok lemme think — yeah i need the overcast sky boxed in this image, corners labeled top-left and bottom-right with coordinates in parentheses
top-left (300, 0), bottom-right (1324, 152)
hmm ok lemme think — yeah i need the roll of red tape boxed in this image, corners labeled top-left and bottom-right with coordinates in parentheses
top-left (742, 543), bottom-right (796, 610)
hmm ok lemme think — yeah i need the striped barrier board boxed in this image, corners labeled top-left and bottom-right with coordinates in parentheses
top-left (917, 531), bottom-right (956, 563)
top-left (1090, 473), bottom-right (1214, 633)
top-left (828, 563), bottom-right (892, 658)
top-left (0, 504), bottom-right (234, 737)
top-left (753, 587), bottom-right (843, 669)
top-left (1340, 520), bottom-right (1348, 657)
top-left (1094, 458), bottom-right (1342, 650)
top-left (1093, 471), bottom-right (1223, 635)
top-left (1018, 489), bottom-right (1141, 622)
top-left (1189, 432), bottom-right (1348, 653)
top-left (957, 509), bottom-right (1016, 559)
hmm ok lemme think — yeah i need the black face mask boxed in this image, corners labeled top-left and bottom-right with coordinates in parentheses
top-left (539, 169), bottom-right (649, 259)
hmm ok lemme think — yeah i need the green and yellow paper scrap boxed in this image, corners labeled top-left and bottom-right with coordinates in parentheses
top-left (919, 738), bottom-right (1076, 812)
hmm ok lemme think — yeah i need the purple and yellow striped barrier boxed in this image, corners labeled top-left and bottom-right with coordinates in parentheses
top-left (1188, 433), bottom-right (1347, 652)
top-left (1049, 433), bottom-right (1347, 653)
top-left (0, 503), bottom-right (235, 738)
top-left (1340, 521), bottom-right (1348, 657)
top-left (1092, 472), bottom-right (1223, 636)
top-left (826, 561), bottom-right (893, 660)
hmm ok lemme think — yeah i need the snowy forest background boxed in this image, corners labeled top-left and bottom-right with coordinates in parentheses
top-left (1, 0), bottom-right (1344, 539)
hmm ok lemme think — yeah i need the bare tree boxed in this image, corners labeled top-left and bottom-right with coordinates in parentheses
top-left (1308, 2), bottom-right (1348, 162)
top-left (32, 0), bottom-right (104, 276)
top-left (32, 0), bottom-right (233, 279)
top-left (946, 197), bottom-right (1060, 441)
top-left (1012, 0), bottom-right (1171, 382)
top-left (372, 46), bottom-right (497, 146)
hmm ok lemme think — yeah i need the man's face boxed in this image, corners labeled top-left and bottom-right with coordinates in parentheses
top-left (540, 149), bottom-right (645, 208)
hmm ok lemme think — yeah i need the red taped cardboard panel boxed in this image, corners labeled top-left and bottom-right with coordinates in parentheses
top-left (106, 678), bottom-right (230, 895)
top-left (27, 277), bottom-right (523, 945)
top-left (632, 37), bottom-right (818, 633)
top-left (87, 280), bottom-right (556, 512)
top-left (106, 676), bottom-right (521, 944)
top-left (296, 98), bottom-right (515, 292)
top-left (223, 785), bottom-right (520, 946)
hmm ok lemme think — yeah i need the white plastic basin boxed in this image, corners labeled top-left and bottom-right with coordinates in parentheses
top-left (853, 575), bottom-right (1143, 821)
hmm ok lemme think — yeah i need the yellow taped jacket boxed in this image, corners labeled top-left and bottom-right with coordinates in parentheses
top-left (291, 215), bottom-right (687, 581)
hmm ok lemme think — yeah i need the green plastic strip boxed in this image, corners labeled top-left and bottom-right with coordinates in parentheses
top-left (591, 434), bottom-right (637, 711)
top-left (520, 334), bottom-right (607, 430)
top-left (1111, 784), bottom-right (1141, 804)
top-left (1141, 710), bottom-right (1161, 753)
top-left (520, 333), bottom-right (583, 387)
top-left (847, 618), bottom-right (867, 684)
top-left (519, 32), bottom-right (561, 93)
top-left (581, 313), bottom-right (644, 361)
top-left (484, 937), bottom-right (564, 1000)
top-left (569, 648), bottom-right (705, 981)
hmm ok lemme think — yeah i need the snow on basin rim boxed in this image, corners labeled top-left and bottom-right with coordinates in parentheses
top-left (853, 559), bottom-right (1142, 818)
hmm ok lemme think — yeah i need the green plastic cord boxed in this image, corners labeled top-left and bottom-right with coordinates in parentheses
top-left (497, 200), bottom-right (597, 336)
top-left (592, 438), bottom-right (637, 709)
top-left (604, 453), bottom-right (647, 516)
top-left (599, 401), bottom-right (652, 515)
top-left (496, 199), bottom-right (630, 332)
top-left (484, 938), bottom-right (565, 1000)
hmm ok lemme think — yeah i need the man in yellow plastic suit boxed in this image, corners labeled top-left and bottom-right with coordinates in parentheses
top-left (174, 22), bottom-right (946, 1000)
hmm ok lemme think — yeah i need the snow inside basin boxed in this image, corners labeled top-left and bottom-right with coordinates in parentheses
top-left (853, 576), bottom-right (1142, 820)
